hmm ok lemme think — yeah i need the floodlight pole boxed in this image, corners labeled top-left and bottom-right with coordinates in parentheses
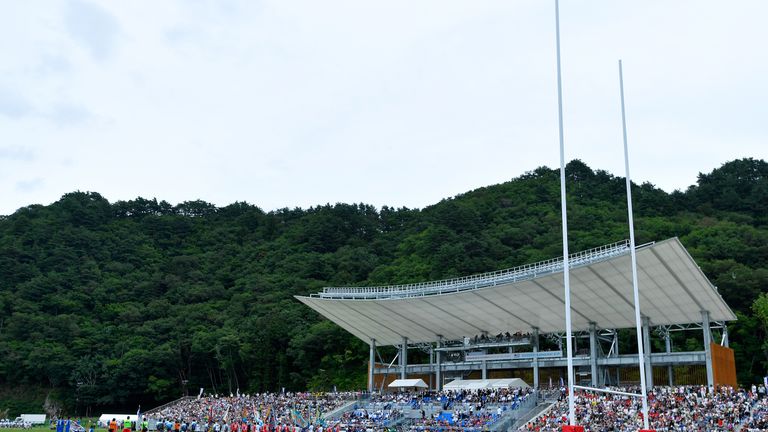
top-left (619, 59), bottom-right (651, 431)
top-left (554, 0), bottom-right (577, 426)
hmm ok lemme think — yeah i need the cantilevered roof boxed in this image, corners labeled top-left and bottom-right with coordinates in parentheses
top-left (296, 238), bottom-right (736, 346)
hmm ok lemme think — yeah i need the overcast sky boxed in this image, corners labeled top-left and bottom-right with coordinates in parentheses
top-left (1, 1), bottom-right (766, 215)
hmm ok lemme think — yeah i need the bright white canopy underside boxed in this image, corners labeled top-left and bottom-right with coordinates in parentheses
top-left (443, 379), bottom-right (530, 390)
top-left (388, 379), bottom-right (429, 388)
top-left (296, 238), bottom-right (735, 346)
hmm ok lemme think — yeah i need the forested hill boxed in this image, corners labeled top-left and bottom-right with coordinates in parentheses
top-left (0, 158), bottom-right (766, 415)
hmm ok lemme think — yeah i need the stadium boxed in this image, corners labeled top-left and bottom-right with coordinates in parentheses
top-left (119, 238), bottom-right (767, 432)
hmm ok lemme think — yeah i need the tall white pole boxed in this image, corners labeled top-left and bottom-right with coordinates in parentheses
top-left (619, 59), bottom-right (650, 431)
top-left (554, 0), bottom-right (576, 426)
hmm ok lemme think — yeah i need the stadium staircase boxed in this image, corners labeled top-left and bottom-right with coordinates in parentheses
top-left (509, 399), bottom-right (557, 431)
top-left (321, 398), bottom-right (363, 420)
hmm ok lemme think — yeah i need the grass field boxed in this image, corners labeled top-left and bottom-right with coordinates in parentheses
top-left (4, 426), bottom-right (50, 432)
top-left (4, 421), bottom-right (103, 432)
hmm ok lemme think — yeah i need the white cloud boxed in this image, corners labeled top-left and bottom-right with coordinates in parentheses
top-left (65, 0), bottom-right (121, 61)
top-left (0, 0), bottom-right (765, 215)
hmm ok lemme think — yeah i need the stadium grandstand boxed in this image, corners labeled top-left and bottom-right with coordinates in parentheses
top-left (296, 237), bottom-right (737, 394)
top-left (143, 238), bottom-right (757, 430)
top-left (105, 238), bottom-right (751, 432)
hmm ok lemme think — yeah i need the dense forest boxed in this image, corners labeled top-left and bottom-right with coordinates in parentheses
top-left (0, 158), bottom-right (766, 416)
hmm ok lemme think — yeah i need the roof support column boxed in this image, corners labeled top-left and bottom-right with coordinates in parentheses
top-left (665, 329), bottom-right (674, 386)
top-left (482, 357), bottom-right (488, 380)
top-left (400, 337), bottom-right (408, 380)
top-left (436, 337), bottom-right (442, 391)
top-left (611, 330), bottom-right (619, 386)
top-left (642, 316), bottom-right (653, 388)
top-left (368, 339), bottom-right (376, 393)
top-left (722, 324), bottom-right (729, 347)
top-left (702, 311), bottom-right (714, 389)
top-left (589, 323), bottom-right (599, 386)
top-left (532, 328), bottom-right (540, 391)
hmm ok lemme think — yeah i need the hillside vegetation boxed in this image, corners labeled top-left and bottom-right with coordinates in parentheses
top-left (0, 158), bottom-right (765, 415)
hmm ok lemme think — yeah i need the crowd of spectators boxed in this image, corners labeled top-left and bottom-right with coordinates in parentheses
top-left (467, 332), bottom-right (531, 345)
top-left (332, 407), bottom-right (403, 431)
top-left (146, 386), bottom-right (534, 432)
top-left (742, 389), bottom-right (768, 431)
top-left (140, 384), bottom-right (768, 431)
top-left (406, 387), bottom-right (532, 431)
top-left (347, 387), bottom-right (533, 431)
top-left (147, 392), bottom-right (356, 432)
top-left (368, 387), bottom-right (532, 408)
top-left (0, 419), bottom-right (32, 429)
top-left (522, 385), bottom-right (768, 431)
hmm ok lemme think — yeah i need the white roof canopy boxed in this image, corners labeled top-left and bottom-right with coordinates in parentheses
top-left (443, 379), bottom-right (530, 390)
top-left (297, 238), bottom-right (735, 346)
top-left (388, 378), bottom-right (428, 388)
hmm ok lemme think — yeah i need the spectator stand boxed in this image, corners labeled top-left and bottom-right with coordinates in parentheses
top-left (519, 385), bottom-right (766, 431)
top-left (296, 238), bottom-right (737, 406)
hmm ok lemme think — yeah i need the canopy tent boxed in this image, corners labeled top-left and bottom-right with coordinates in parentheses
top-left (443, 379), bottom-right (469, 390)
top-left (489, 378), bottom-right (530, 389)
top-left (465, 380), bottom-right (491, 390)
top-left (18, 415), bottom-right (46, 425)
top-left (388, 378), bottom-right (428, 389)
top-left (443, 378), bottom-right (530, 391)
top-left (297, 238), bottom-right (736, 345)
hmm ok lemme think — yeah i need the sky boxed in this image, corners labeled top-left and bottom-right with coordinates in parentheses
top-left (1, 1), bottom-right (766, 215)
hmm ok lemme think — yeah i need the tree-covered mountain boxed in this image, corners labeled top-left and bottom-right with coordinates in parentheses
top-left (0, 158), bottom-right (765, 416)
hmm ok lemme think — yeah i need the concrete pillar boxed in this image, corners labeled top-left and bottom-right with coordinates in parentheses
top-left (642, 316), bottom-right (653, 388)
top-left (573, 332), bottom-right (578, 353)
top-left (369, 339), bottom-right (376, 392)
top-left (436, 337), bottom-right (443, 391)
top-left (401, 337), bottom-right (408, 380)
top-left (665, 330), bottom-right (674, 386)
top-left (533, 328), bottom-right (540, 390)
top-left (702, 311), bottom-right (714, 389)
top-left (482, 360), bottom-right (487, 379)
top-left (589, 323), bottom-right (599, 386)
top-left (429, 346), bottom-right (434, 390)
top-left (722, 324), bottom-right (729, 347)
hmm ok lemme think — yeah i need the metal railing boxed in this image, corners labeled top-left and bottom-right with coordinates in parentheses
top-left (314, 240), bottom-right (632, 300)
top-left (490, 395), bottom-right (539, 432)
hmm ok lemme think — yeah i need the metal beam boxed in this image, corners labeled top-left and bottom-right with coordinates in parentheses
top-left (376, 351), bottom-right (708, 374)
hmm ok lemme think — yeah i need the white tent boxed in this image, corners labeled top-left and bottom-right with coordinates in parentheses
top-left (443, 378), bottom-right (530, 391)
top-left (388, 379), bottom-right (428, 389)
top-left (489, 378), bottom-right (530, 389)
top-left (19, 415), bottom-right (46, 425)
top-left (465, 380), bottom-right (491, 390)
top-left (443, 379), bottom-right (468, 390)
